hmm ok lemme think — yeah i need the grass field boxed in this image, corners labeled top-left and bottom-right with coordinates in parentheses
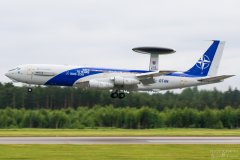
top-left (0, 128), bottom-right (239, 137)
top-left (0, 144), bottom-right (239, 160)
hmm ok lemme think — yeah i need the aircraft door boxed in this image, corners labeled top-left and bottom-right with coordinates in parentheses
top-left (180, 78), bottom-right (188, 87)
top-left (26, 65), bottom-right (34, 82)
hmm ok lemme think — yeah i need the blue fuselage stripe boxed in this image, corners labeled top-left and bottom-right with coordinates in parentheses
top-left (45, 68), bottom-right (149, 86)
top-left (45, 67), bottom-right (205, 86)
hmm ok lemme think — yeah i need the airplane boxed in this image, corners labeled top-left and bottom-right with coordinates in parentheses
top-left (5, 40), bottom-right (234, 99)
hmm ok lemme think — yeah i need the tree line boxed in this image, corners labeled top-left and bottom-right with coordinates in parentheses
top-left (0, 106), bottom-right (239, 129)
top-left (0, 83), bottom-right (239, 110)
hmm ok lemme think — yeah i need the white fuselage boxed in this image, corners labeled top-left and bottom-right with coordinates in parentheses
top-left (5, 64), bottom-right (209, 91)
top-left (5, 41), bottom-right (232, 99)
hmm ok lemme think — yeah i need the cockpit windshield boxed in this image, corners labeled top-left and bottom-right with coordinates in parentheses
top-left (8, 67), bottom-right (20, 72)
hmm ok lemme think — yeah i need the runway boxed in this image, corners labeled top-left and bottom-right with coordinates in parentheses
top-left (0, 137), bottom-right (240, 144)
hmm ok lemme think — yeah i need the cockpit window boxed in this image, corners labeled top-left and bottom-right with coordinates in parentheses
top-left (8, 67), bottom-right (20, 72)
top-left (8, 68), bottom-right (17, 71)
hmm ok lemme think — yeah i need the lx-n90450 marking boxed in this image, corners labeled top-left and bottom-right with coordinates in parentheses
top-left (5, 40), bottom-right (234, 99)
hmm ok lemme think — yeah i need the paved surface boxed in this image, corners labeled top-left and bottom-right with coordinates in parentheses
top-left (0, 137), bottom-right (240, 144)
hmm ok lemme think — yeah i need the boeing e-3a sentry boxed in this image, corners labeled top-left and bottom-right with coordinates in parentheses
top-left (5, 40), bottom-right (234, 99)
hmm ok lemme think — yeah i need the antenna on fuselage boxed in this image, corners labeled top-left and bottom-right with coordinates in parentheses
top-left (132, 46), bottom-right (176, 71)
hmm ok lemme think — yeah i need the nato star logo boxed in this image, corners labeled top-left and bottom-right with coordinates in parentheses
top-left (196, 55), bottom-right (211, 70)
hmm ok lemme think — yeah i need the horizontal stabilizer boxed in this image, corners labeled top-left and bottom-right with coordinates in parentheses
top-left (137, 70), bottom-right (175, 85)
top-left (198, 75), bottom-right (235, 83)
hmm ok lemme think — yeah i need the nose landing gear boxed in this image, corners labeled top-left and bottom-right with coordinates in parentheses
top-left (27, 85), bottom-right (33, 93)
top-left (27, 88), bottom-right (33, 93)
top-left (110, 90), bottom-right (126, 99)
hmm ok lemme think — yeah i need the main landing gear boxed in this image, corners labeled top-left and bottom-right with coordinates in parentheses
top-left (110, 90), bottom-right (126, 99)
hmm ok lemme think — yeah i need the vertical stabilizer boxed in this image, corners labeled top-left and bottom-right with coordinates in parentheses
top-left (185, 40), bottom-right (225, 76)
top-left (208, 41), bottom-right (225, 76)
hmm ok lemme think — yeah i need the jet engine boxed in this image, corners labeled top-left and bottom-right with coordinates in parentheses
top-left (113, 77), bottom-right (139, 85)
top-left (88, 80), bottom-right (114, 89)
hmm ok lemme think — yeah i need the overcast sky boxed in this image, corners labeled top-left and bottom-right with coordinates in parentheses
top-left (0, 0), bottom-right (239, 91)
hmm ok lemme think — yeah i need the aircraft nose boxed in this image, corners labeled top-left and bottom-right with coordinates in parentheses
top-left (5, 72), bottom-right (10, 78)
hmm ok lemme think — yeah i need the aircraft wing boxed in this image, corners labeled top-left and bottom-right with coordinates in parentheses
top-left (136, 70), bottom-right (175, 85)
top-left (198, 75), bottom-right (235, 83)
top-left (75, 70), bottom-right (176, 88)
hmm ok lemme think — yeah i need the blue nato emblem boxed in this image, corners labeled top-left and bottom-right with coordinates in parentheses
top-left (196, 55), bottom-right (211, 70)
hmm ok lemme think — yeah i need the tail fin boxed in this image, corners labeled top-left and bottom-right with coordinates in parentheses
top-left (185, 40), bottom-right (225, 76)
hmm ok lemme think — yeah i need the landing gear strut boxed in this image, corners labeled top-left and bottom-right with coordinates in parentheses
top-left (110, 90), bottom-right (126, 99)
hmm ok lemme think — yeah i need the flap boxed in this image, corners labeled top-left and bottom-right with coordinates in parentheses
top-left (137, 70), bottom-right (175, 85)
top-left (137, 70), bottom-right (175, 79)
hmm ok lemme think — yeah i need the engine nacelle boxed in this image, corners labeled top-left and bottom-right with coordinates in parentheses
top-left (88, 80), bottom-right (114, 89)
top-left (113, 77), bottom-right (139, 85)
